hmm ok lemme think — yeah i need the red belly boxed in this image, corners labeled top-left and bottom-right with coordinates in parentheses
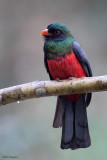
top-left (47, 52), bottom-right (86, 101)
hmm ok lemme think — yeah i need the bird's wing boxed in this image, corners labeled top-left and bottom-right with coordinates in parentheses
top-left (72, 41), bottom-right (93, 107)
top-left (72, 41), bottom-right (92, 77)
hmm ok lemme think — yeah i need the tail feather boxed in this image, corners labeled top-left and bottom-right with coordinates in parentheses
top-left (53, 95), bottom-right (91, 150)
top-left (61, 99), bottom-right (74, 149)
top-left (74, 94), bottom-right (91, 149)
top-left (53, 96), bottom-right (64, 128)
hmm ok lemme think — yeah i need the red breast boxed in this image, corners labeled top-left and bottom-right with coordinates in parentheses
top-left (47, 52), bottom-right (86, 101)
top-left (47, 52), bottom-right (86, 79)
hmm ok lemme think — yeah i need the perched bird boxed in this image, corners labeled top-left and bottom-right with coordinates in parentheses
top-left (41, 23), bottom-right (92, 150)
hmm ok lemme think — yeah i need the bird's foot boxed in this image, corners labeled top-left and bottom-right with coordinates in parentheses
top-left (56, 78), bottom-right (60, 82)
top-left (68, 77), bottom-right (76, 80)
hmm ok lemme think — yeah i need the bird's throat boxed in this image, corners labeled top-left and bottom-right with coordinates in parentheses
top-left (44, 38), bottom-right (74, 59)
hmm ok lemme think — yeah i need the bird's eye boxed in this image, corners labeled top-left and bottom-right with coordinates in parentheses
top-left (54, 30), bottom-right (61, 35)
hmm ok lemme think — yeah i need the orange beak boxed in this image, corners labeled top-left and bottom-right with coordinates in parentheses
top-left (40, 29), bottom-right (52, 36)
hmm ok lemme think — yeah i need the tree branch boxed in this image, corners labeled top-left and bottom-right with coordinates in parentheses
top-left (0, 75), bottom-right (107, 106)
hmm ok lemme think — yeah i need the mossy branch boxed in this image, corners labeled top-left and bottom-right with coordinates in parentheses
top-left (0, 75), bottom-right (107, 106)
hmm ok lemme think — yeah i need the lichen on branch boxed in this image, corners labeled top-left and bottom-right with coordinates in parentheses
top-left (0, 75), bottom-right (107, 106)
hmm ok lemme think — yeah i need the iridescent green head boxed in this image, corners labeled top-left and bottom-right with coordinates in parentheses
top-left (41, 23), bottom-right (75, 59)
top-left (41, 23), bottom-right (74, 42)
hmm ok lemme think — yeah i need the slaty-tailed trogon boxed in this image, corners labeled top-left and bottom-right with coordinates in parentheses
top-left (41, 23), bottom-right (92, 150)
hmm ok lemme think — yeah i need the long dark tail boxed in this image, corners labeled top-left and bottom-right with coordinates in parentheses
top-left (53, 95), bottom-right (91, 150)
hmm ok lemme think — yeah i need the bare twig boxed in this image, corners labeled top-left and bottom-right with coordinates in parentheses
top-left (0, 75), bottom-right (107, 106)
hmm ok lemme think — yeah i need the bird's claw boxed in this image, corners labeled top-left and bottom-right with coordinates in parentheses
top-left (56, 78), bottom-right (60, 82)
top-left (68, 77), bottom-right (76, 80)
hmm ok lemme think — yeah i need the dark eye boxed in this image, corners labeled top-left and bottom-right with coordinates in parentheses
top-left (54, 30), bottom-right (61, 35)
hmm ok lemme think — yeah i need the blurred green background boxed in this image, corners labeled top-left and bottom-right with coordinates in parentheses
top-left (0, 0), bottom-right (107, 159)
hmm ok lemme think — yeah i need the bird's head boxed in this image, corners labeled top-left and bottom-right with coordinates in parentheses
top-left (41, 23), bottom-right (74, 42)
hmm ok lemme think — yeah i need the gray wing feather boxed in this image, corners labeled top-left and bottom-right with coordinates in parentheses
top-left (72, 41), bottom-right (93, 107)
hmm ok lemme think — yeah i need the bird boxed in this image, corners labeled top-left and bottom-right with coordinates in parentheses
top-left (41, 23), bottom-right (92, 150)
